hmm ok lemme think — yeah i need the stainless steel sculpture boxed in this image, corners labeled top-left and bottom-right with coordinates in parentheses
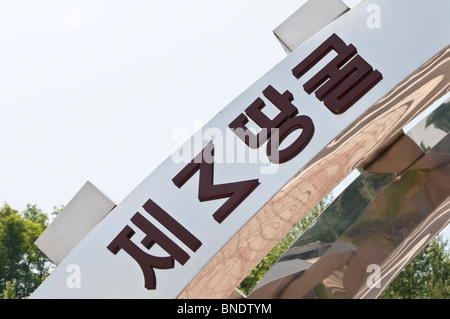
top-left (248, 96), bottom-right (450, 299)
top-left (30, 0), bottom-right (450, 299)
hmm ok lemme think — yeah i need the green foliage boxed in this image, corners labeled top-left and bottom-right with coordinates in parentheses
top-left (237, 191), bottom-right (450, 299)
top-left (0, 199), bottom-right (448, 299)
top-left (51, 205), bottom-right (64, 218)
top-left (425, 100), bottom-right (450, 133)
top-left (2, 280), bottom-right (18, 299)
top-left (0, 203), bottom-right (55, 299)
top-left (237, 197), bottom-right (332, 296)
top-left (380, 235), bottom-right (450, 299)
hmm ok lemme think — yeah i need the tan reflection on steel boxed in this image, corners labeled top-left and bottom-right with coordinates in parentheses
top-left (247, 98), bottom-right (450, 299)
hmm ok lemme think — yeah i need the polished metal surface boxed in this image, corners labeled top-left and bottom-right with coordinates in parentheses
top-left (407, 96), bottom-right (450, 152)
top-left (273, 0), bottom-right (349, 54)
top-left (248, 97), bottom-right (450, 299)
top-left (31, 0), bottom-right (450, 299)
top-left (34, 181), bottom-right (116, 265)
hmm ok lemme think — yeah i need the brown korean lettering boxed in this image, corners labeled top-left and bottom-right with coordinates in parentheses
top-left (229, 85), bottom-right (298, 149)
top-left (107, 199), bottom-right (201, 290)
top-left (229, 85), bottom-right (315, 164)
top-left (292, 33), bottom-right (382, 114)
top-left (172, 141), bottom-right (260, 223)
top-left (266, 115), bottom-right (315, 164)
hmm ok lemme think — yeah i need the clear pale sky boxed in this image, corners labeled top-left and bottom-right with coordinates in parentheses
top-left (0, 0), bottom-right (309, 213)
top-left (0, 0), bottom-right (448, 241)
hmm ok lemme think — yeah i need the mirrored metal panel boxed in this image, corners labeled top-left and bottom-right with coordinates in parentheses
top-left (248, 96), bottom-right (450, 299)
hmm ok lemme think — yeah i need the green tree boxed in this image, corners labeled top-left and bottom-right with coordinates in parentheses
top-left (425, 100), bottom-right (450, 133)
top-left (238, 197), bottom-right (332, 295)
top-left (0, 203), bottom-right (55, 299)
top-left (380, 234), bottom-right (450, 299)
top-left (237, 193), bottom-right (450, 299)
top-left (2, 280), bottom-right (18, 299)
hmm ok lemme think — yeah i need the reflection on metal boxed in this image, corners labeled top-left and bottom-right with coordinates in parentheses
top-left (248, 97), bottom-right (450, 299)
top-left (34, 181), bottom-right (116, 265)
top-left (273, 0), bottom-right (349, 54)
